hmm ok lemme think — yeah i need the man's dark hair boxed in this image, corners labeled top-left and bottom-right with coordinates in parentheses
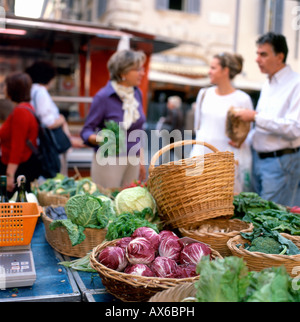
top-left (256, 32), bottom-right (289, 63)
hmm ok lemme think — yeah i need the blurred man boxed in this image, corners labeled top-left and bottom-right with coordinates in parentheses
top-left (236, 32), bottom-right (300, 206)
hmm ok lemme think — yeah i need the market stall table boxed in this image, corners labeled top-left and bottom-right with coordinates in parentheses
top-left (0, 219), bottom-right (81, 302)
top-left (65, 261), bottom-right (119, 302)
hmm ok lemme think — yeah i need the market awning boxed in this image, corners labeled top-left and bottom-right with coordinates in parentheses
top-left (0, 15), bottom-right (179, 56)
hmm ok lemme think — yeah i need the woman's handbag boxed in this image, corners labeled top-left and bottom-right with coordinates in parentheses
top-left (51, 127), bottom-right (72, 153)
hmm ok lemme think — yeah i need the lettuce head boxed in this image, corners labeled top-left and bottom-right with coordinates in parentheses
top-left (115, 186), bottom-right (156, 215)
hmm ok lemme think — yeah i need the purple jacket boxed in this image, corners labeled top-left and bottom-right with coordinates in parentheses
top-left (80, 81), bottom-right (146, 155)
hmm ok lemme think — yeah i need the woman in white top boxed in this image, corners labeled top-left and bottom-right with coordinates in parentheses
top-left (190, 52), bottom-right (254, 193)
top-left (26, 61), bottom-right (84, 176)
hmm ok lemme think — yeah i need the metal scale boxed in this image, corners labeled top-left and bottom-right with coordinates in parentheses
top-left (0, 176), bottom-right (37, 289)
top-left (0, 244), bottom-right (36, 289)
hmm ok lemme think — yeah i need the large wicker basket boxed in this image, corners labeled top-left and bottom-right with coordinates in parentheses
top-left (227, 234), bottom-right (300, 276)
top-left (147, 140), bottom-right (235, 229)
top-left (90, 239), bottom-right (223, 302)
top-left (180, 219), bottom-right (253, 257)
top-left (42, 211), bottom-right (107, 258)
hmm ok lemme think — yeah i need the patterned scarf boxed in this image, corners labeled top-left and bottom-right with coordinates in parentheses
top-left (111, 81), bottom-right (140, 130)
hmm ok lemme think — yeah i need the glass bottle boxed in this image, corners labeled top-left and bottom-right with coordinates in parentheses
top-left (0, 175), bottom-right (9, 203)
top-left (16, 175), bottom-right (28, 202)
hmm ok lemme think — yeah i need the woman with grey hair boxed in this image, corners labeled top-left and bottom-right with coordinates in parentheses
top-left (81, 49), bottom-right (147, 189)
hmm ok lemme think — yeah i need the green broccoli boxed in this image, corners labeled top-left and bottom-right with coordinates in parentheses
top-left (248, 237), bottom-right (287, 255)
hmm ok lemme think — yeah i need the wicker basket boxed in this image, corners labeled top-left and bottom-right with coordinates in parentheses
top-left (42, 211), bottom-right (107, 258)
top-left (90, 239), bottom-right (223, 302)
top-left (37, 190), bottom-right (69, 207)
top-left (180, 219), bottom-right (253, 257)
top-left (227, 234), bottom-right (300, 276)
top-left (149, 282), bottom-right (196, 302)
top-left (147, 140), bottom-right (235, 229)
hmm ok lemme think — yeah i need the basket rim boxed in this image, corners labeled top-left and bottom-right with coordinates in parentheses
top-left (148, 140), bottom-right (220, 174)
top-left (148, 282), bottom-right (196, 302)
top-left (90, 239), bottom-right (222, 285)
top-left (227, 234), bottom-right (300, 261)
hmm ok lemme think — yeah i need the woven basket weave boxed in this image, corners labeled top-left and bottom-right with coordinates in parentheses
top-left (149, 282), bottom-right (196, 302)
top-left (90, 239), bottom-right (222, 302)
top-left (180, 219), bottom-right (253, 257)
top-left (37, 190), bottom-right (69, 207)
top-left (227, 234), bottom-right (300, 276)
top-left (42, 211), bottom-right (107, 258)
top-left (147, 140), bottom-right (235, 229)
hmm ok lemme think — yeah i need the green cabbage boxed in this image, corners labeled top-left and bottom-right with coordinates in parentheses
top-left (50, 194), bottom-right (115, 246)
top-left (115, 187), bottom-right (156, 215)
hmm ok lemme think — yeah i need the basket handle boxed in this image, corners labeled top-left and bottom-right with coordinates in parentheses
top-left (148, 140), bottom-right (220, 174)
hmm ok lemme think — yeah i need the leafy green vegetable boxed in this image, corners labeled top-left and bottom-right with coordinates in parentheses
top-left (195, 256), bottom-right (250, 302)
top-left (105, 208), bottom-right (159, 241)
top-left (115, 186), bottom-right (157, 215)
top-left (234, 193), bottom-right (300, 236)
top-left (195, 256), bottom-right (300, 302)
top-left (246, 267), bottom-right (295, 302)
top-left (59, 253), bottom-right (96, 273)
top-left (38, 176), bottom-right (100, 197)
top-left (233, 192), bottom-right (286, 217)
top-left (241, 228), bottom-right (300, 256)
top-left (50, 194), bottom-right (115, 246)
top-left (98, 120), bottom-right (126, 157)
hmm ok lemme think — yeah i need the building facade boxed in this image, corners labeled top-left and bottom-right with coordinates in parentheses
top-left (40, 0), bottom-right (300, 88)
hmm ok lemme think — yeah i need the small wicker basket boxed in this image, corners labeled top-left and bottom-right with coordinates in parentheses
top-left (180, 219), bottom-right (253, 257)
top-left (227, 234), bottom-right (300, 276)
top-left (37, 190), bottom-right (69, 207)
top-left (42, 211), bottom-right (107, 258)
top-left (90, 239), bottom-right (222, 302)
top-left (147, 140), bottom-right (235, 229)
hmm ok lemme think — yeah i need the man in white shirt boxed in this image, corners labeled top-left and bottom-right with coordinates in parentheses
top-left (236, 32), bottom-right (300, 206)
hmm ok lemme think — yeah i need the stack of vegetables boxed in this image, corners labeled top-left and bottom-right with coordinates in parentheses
top-left (37, 175), bottom-right (99, 197)
top-left (97, 227), bottom-right (213, 279)
top-left (183, 256), bottom-right (300, 302)
top-left (45, 184), bottom-right (161, 247)
top-left (232, 192), bottom-right (300, 256)
top-left (233, 192), bottom-right (300, 236)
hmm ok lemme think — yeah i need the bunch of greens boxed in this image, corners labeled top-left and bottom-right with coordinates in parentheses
top-left (99, 120), bottom-right (126, 157)
top-left (194, 256), bottom-right (300, 302)
top-left (242, 209), bottom-right (300, 236)
top-left (233, 193), bottom-right (300, 236)
top-left (240, 227), bottom-right (300, 256)
top-left (233, 192), bottom-right (286, 217)
top-left (38, 175), bottom-right (99, 197)
top-left (50, 194), bottom-right (116, 246)
top-left (105, 207), bottom-right (160, 241)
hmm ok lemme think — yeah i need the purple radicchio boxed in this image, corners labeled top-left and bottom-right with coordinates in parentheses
top-left (98, 246), bottom-right (128, 272)
top-left (132, 227), bottom-right (161, 250)
top-left (180, 242), bottom-right (211, 266)
top-left (126, 237), bottom-right (156, 265)
top-left (116, 237), bottom-right (133, 250)
top-left (159, 230), bottom-right (178, 242)
top-left (158, 235), bottom-right (182, 262)
top-left (175, 264), bottom-right (198, 278)
top-left (124, 264), bottom-right (155, 277)
top-left (150, 256), bottom-right (178, 278)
